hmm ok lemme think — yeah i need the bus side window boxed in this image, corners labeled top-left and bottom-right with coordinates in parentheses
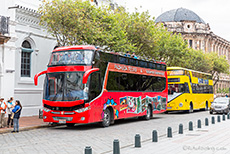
top-left (89, 72), bottom-right (101, 101)
top-left (184, 82), bottom-right (190, 93)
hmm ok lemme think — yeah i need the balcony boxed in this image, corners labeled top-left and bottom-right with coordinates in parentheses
top-left (0, 15), bottom-right (10, 44)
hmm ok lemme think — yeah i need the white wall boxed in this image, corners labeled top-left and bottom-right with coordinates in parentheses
top-left (9, 0), bottom-right (57, 116)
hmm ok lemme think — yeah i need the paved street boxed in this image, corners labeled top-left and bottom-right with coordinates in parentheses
top-left (0, 111), bottom-right (215, 154)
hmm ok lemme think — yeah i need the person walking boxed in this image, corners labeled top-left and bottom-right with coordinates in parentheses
top-left (0, 97), bottom-right (7, 128)
top-left (6, 97), bottom-right (14, 128)
top-left (11, 100), bottom-right (22, 133)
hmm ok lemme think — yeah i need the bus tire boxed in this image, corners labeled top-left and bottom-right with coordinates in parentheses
top-left (205, 101), bottom-right (209, 111)
top-left (189, 103), bottom-right (193, 113)
top-left (101, 108), bottom-right (111, 127)
top-left (66, 123), bottom-right (75, 127)
top-left (144, 105), bottom-right (152, 120)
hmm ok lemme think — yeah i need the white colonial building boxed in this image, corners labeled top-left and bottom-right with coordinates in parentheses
top-left (0, 0), bottom-right (57, 116)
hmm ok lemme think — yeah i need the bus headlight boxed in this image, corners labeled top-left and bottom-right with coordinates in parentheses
top-left (75, 107), bottom-right (90, 113)
top-left (179, 103), bottom-right (183, 107)
top-left (43, 107), bottom-right (51, 112)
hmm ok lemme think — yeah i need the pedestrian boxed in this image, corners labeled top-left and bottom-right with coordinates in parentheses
top-left (7, 97), bottom-right (14, 128)
top-left (11, 100), bottom-right (22, 133)
top-left (0, 97), bottom-right (7, 128)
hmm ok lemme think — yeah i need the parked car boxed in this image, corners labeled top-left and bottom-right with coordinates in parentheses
top-left (210, 97), bottom-right (230, 114)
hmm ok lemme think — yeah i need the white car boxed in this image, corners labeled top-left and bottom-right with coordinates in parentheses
top-left (210, 97), bottom-right (230, 114)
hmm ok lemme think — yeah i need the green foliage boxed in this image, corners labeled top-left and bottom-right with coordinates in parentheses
top-left (39, 0), bottom-right (229, 82)
top-left (216, 88), bottom-right (229, 94)
top-left (205, 52), bottom-right (229, 85)
top-left (179, 48), bottom-right (211, 72)
top-left (39, 0), bottom-right (133, 52)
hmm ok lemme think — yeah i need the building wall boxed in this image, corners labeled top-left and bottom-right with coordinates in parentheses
top-left (0, 0), bottom-right (57, 116)
top-left (13, 5), bottom-right (56, 116)
top-left (161, 20), bottom-right (230, 94)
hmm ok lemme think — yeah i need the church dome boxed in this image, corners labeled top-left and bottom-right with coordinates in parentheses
top-left (155, 8), bottom-right (205, 24)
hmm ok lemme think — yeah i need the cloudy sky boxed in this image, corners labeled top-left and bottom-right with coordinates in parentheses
top-left (115, 0), bottom-right (230, 41)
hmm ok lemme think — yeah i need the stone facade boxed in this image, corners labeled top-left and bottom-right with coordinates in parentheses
top-left (156, 8), bottom-right (230, 93)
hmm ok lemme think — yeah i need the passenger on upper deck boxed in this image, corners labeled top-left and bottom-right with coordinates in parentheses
top-left (131, 52), bottom-right (138, 59)
top-left (124, 51), bottom-right (131, 57)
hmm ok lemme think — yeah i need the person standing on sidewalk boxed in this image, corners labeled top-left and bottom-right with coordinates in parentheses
top-left (6, 97), bottom-right (14, 128)
top-left (11, 100), bottom-right (22, 133)
top-left (0, 97), bottom-right (7, 128)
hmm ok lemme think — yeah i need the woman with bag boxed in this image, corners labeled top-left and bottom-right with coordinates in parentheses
top-left (11, 100), bottom-right (22, 133)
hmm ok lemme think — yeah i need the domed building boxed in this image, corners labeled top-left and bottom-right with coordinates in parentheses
top-left (156, 8), bottom-right (230, 94)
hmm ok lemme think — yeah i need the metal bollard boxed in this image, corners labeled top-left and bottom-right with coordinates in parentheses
top-left (217, 115), bottom-right (221, 122)
top-left (228, 113), bottom-right (230, 119)
top-left (212, 116), bottom-right (215, 124)
top-left (152, 130), bottom-right (158, 142)
top-left (189, 121), bottom-right (193, 131)
top-left (223, 114), bottom-right (226, 121)
top-left (179, 124), bottom-right (183, 134)
top-left (197, 119), bottom-right (201, 128)
top-left (135, 134), bottom-right (141, 148)
top-left (85, 146), bottom-right (92, 154)
top-left (113, 139), bottom-right (120, 154)
top-left (205, 118), bottom-right (209, 126)
top-left (167, 127), bottom-right (172, 138)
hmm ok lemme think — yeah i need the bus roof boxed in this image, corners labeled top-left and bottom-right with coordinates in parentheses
top-left (167, 67), bottom-right (212, 76)
top-left (53, 45), bottom-right (96, 52)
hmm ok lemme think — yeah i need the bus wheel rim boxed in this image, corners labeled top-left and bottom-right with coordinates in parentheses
top-left (147, 107), bottom-right (150, 118)
top-left (104, 111), bottom-right (110, 124)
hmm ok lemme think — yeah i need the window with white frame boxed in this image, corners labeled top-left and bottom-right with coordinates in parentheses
top-left (21, 40), bottom-right (33, 77)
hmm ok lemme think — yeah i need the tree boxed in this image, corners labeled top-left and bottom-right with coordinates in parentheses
top-left (39, 0), bottom-right (134, 52)
top-left (206, 52), bottom-right (229, 85)
top-left (179, 48), bottom-right (211, 72)
top-left (39, 0), bottom-right (229, 86)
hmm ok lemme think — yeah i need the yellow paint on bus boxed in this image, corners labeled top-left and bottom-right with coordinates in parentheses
top-left (167, 67), bottom-right (214, 113)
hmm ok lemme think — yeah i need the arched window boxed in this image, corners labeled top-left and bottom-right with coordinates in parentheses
top-left (21, 40), bottom-right (33, 77)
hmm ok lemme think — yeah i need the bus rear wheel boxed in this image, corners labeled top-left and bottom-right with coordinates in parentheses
top-left (144, 105), bottom-right (151, 120)
top-left (101, 108), bottom-right (111, 127)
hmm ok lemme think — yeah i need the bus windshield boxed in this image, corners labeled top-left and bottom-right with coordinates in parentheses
top-left (168, 83), bottom-right (189, 101)
top-left (48, 50), bottom-right (94, 66)
top-left (44, 72), bottom-right (89, 101)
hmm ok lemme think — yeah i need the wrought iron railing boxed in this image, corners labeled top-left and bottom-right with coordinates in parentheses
top-left (0, 15), bottom-right (10, 35)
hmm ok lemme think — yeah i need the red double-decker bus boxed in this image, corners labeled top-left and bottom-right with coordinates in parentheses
top-left (34, 45), bottom-right (168, 127)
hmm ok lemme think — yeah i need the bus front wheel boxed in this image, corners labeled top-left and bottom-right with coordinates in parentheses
top-left (66, 123), bottom-right (75, 127)
top-left (189, 103), bottom-right (193, 113)
top-left (101, 108), bottom-right (111, 127)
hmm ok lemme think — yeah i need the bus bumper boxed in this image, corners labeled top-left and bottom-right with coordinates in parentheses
top-left (42, 110), bottom-right (90, 124)
top-left (167, 102), bottom-right (189, 111)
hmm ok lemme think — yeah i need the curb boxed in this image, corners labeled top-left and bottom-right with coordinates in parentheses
top-left (0, 124), bottom-right (53, 134)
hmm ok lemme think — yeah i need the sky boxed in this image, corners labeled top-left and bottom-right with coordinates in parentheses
top-left (114, 0), bottom-right (230, 41)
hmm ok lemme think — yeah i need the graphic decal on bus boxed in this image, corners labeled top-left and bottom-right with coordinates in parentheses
top-left (103, 98), bottom-right (119, 119)
top-left (119, 96), bottom-right (166, 114)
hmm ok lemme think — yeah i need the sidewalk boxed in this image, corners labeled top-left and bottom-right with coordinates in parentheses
top-left (110, 115), bottom-right (230, 154)
top-left (0, 116), bottom-right (50, 134)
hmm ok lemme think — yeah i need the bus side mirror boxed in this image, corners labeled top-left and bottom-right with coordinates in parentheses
top-left (82, 68), bottom-right (99, 84)
top-left (34, 70), bottom-right (47, 86)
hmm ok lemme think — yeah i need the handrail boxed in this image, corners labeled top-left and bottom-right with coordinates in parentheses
top-left (82, 68), bottom-right (99, 84)
top-left (34, 70), bottom-right (47, 86)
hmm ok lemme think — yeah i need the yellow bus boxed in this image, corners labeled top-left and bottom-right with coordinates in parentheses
top-left (167, 67), bottom-right (214, 113)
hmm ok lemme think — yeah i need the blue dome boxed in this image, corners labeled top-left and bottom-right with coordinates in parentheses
top-left (155, 8), bottom-right (205, 24)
